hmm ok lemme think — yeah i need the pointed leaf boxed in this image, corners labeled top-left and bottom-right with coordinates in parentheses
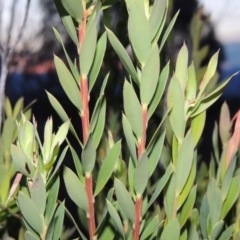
top-left (128, 1), bottom-right (151, 65)
top-left (94, 141), bottom-right (121, 196)
top-left (134, 152), bottom-right (149, 195)
top-left (25, 231), bottom-right (40, 240)
top-left (210, 221), bottom-right (224, 240)
top-left (219, 102), bottom-right (231, 145)
top-left (106, 200), bottom-right (125, 239)
top-left (167, 75), bottom-right (185, 142)
top-left (106, 28), bottom-right (139, 85)
top-left (175, 43), bottom-right (189, 92)
top-left (60, 0), bottom-right (83, 22)
top-left (161, 218), bottom-right (180, 240)
top-left (140, 215), bottom-right (160, 240)
top-left (63, 166), bottom-right (88, 212)
top-left (52, 201), bottom-right (65, 240)
top-left (82, 136), bottom-right (96, 174)
top-left (89, 32), bottom-right (107, 92)
top-left (123, 80), bottom-right (143, 138)
top-left (221, 176), bottom-right (240, 219)
top-left (31, 171), bottom-right (46, 215)
top-left (140, 44), bottom-right (160, 105)
top-left (45, 176), bottom-right (60, 225)
top-left (148, 62), bottom-right (169, 119)
top-left (114, 178), bottom-right (135, 223)
top-left (175, 131), bottom-right (194, 195)
top-left (122, 114), bottom-right (137, 164)
top-left (207, 179), bottom-right (222, 225)
top-left (80, 14), bottom-right (97, 75)
top-left (54, 55), bottom-right (82, 111)
top-left (18, 191), bottom-right (43, 235)
top-left (144, 164), bottom-right (173, 214)
top-left (179, 186), bottom-right (197, 228)
top-left (11, 144), bottom-right (35, 178)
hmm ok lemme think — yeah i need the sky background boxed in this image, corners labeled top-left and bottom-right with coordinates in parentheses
top-left (199, 0), bottom-right (240, 43)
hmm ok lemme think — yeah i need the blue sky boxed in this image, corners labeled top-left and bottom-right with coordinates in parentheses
top-left (199, 0), bottom-right (240, 43)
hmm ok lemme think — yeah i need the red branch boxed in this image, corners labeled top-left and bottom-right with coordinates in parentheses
top-left (133, 195), bottom-right (143, 240)
top-left (86, 174), bottom-right (96, 240)
top-left (78, 11), bottom-right (95, 240)
top-left (134, 105), bottom-right (148, 240)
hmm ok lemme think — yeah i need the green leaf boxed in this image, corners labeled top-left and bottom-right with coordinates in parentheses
top-left (61, 15), bottom-right (78, 46)
top-left (114, 178), bottom-right (135, 223)
top-left (64, 207), bottom-right (88, 240)
top-left (144, 164), bottom-right (173, 214)
top-left (140, 215), bottom-right (160, 240)
top-left (11, 144), bottom-right (35, 178)
top-left (89, 32), bottom-right (107, 92)
top-left (80, 13), bottom-right (98, 75)
top-left (4, 97), bottom-right (13, 118)
top-left (94, 141), bottom-right (121, 196)
top-left (186, 63), bottom-right (197, 102)
top-left (221, 176), bottom-right (240, 219)
top-left (140, 44), bottom-right (160, 105)
top-left (178, 155), bottom-right (196, 209)
top-left (219, 102), bottom-right (231, 145)
top-left (160, 218), bottom-right (180, 240)
top-left (82, 136), bottom-right (96, 174)
top-left (190, 111), bottom-right (206, 147)
top-left (198, 51), bottom-right (219, 96)
top-left (54, 55), bottom-right (82, 111)
top-left (128, 157), bottom-right (135, 198)
top-left (175, 131), bottom-right (194, 195)
top-left (218, 224), bottom-right (234, 240)
top-left (25, 231), bottom-right (40, 240)
top-left (106, 28), bottom-right (139, 85)
top-left (134, 152), bottom-right (149, 195)
top-left (221, 157), bottom-right (236, 201)
top-left (188, 224), bottom-right (199, 240)
top-left (18, 191), bottom-right (43, 235)
top-left (45, 176), bottom-right (60, 225)
top-left (164, 173), bottom-right (176, 219)
top-left (207, 179), bottom-right (222, 225)
top-left (53, 27), bottom-right (79, 81)
top-left (200, 195), bottom-right (209, 239)
top-left (128, 1), bottom-right (151, 65)
top-left (148, 62), bottom-right (169, 119)
top-left (92, 98), bottom-right (106, 148)
top-left (148, 130), bottom-right (165, 177)
top-left (175, 43), bottom-right (189, 92)
top-left (149, 0), bottom-right (167, 41)
top-left (63, 166), bottom-right (88, 212)
top-left (122, 114), bottom-right (137, 164)
top-left (43, 117), bottom-right (53, 162)
top-left (159, 10), bottom-right (179, 52)
top-left (191, 73), bottom-right (237, 117)
top-left (52, 201), bottom-right (65, 240)
top-left (70, 146), bottom-right (84, 183)
top-left (46, 91), bottom-right (82, 147)
top-left (179, 186), bottom-right (197, 228)
top-left (167, 75), bottom-right (185, 142)
top-left (13, 97), bottom-right (24, 119)
top-left (52, 121), bottom-right (70, 149)
top-left (30, 171), bottom-right (46, 215)
top-left (123, 80), bottom-right (143, 138)
top-left (60, 0), bottom-right (83, 22)
top-left (106, 200), bottom-right (125, 239)
top-left (210, 220), bottom-right (224, 240)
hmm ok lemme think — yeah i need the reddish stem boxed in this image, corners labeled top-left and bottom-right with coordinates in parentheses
top-left (80, 74), bottom-right (90, 144)
top-left (86, 174), bottom-right (96, 240)
top-left (133, 195), bottom-right (143, 240)
top-left (137, 105), bottom-right (148, 158)
top-left (78, 11), bottom-right (96, 240)
top-left (134, 105), bottom-right (148, 240)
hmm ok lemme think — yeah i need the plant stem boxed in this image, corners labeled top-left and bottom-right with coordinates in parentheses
top-left (79, 11), bottom-right (96, 239)
top-left (134, 105), bottom-right (148, 240)
top-left (133, 195), bottom-right (142, 240)
top-left (86, 174), bottom-right (96, 240)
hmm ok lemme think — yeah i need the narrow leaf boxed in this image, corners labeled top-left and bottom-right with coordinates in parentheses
top-left (94, 141), bottom-right (121, 196)
top-left (161, 218), bottom-right (180, 240)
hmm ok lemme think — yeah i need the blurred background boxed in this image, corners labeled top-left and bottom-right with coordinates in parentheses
top-left (1, 0), bottom-right (240, 158)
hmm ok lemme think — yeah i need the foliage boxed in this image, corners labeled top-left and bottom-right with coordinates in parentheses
top-left (0, 0), bottom-right (240, 239)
